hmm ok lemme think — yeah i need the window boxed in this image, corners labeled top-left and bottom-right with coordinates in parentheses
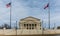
top-left (29, 27), bottom-right (31, 29)
top-left (35, 24), bottom-right (36, 26)
top-left (40, 28), bottom-right (41, 29)
top-left (32, 27), bottom-right (34, 29)
top-left (27, 24), bottom-right (28, 26)
top-left (32, 24), bottom-right (34, 29)
top-left (32, 24), bottom-right (34, 26)
top-left (27, 24), bottom-right (28, 29)
top-left (24, 24), bottom-right (26, 27)
top-left (29, 24), bottom-right (31, 26)
top-left (27, 27), bottom-right (28, 29)
top-left (24, 24), bottom-right (37, 29)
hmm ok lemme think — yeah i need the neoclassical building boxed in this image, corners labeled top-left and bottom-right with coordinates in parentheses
top-left (19, 16), bottom-right (42, 30)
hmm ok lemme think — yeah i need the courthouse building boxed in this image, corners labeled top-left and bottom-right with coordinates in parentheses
top-left (19, 16), bottom-right (42, 30)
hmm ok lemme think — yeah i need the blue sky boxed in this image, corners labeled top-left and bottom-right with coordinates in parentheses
top-left (0, 0), bottom-right (60, 28)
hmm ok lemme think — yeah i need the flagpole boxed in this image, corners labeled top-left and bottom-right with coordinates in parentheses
top-left (48, 0), bottom-right (50, 29)
top-left (42, 20), bottom-right (44, 36)
top-left (10, 0), bottom-right (12, 29)
top-left (54, 23), bottom-right (55, 29)
top-left (16, 21), bottom-right (17, 36)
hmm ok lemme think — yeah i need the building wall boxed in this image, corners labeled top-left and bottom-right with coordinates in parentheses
top-left (19, 16), bottom-right (42, 30)
top-left (0, 29), bottom-right (42, 35)
top-left (0, 29), bottom-right (60, 35)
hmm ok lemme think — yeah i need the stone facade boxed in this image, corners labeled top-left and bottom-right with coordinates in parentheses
top-left (19, 16), bottom-right (42, 30)
top-left (0, 16), bottom-right (59, 35)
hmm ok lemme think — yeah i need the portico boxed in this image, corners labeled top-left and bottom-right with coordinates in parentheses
top-left (19, 16), bottom-right (42, 30)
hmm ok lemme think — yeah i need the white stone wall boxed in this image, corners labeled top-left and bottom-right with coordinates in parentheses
top-left (0, 29), bottom-right (60, 35)
top-left (0, 29), bottom-right (42, 35)
top-left (44, 29), bottom-right (60, 34)
top-left (0, 29), bottom-right (4, 35)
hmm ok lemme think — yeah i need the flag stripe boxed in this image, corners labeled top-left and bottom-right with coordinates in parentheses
top-left (44, 3), bottom-right (49, 9)
top-left (6, 3), bottom-right (11, 8)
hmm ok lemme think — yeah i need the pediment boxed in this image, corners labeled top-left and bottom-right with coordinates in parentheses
top-left (20, 16), bottom-right (40, 21)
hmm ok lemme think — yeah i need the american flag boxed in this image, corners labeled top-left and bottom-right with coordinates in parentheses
top-left (44, 3), bottom-right (49, 9)
top-left (6, 2), bottom-right (11, 8)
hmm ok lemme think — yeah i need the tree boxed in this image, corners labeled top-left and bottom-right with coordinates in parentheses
top-left (0, 26), bottom-right (3, 29)
top-left (57, 26), bottom-right (60, 29)
top-left (3, 24), bottom-right (11, 29)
